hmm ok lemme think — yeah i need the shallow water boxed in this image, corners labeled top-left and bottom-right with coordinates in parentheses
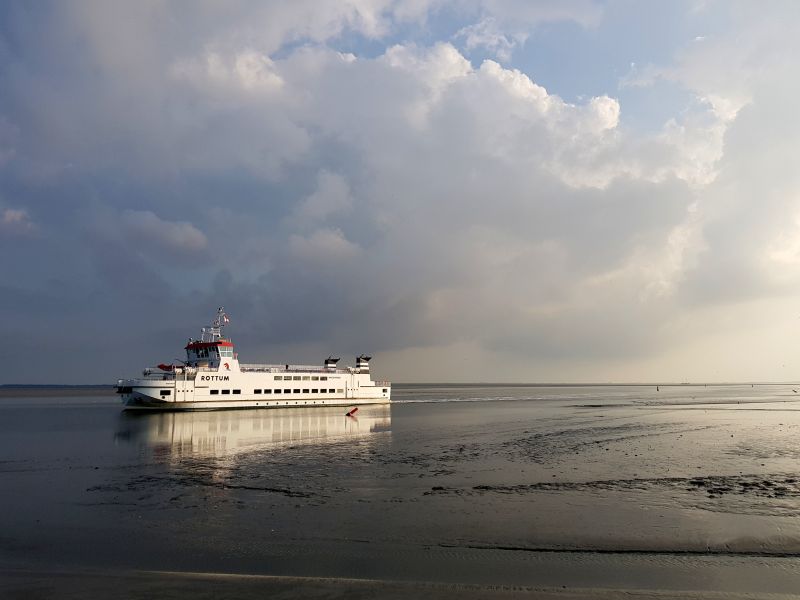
top-left (3, 383), bottom-right (800, 594)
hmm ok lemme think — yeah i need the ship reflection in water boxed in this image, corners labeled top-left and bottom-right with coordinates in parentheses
top-left (116, 404), bottom-right (392, 459)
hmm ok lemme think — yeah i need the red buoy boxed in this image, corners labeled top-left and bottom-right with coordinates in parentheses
top-left (346, 407), bottom-right (359, 417)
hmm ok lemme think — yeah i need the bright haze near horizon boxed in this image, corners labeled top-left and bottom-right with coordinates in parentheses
top-left (1, 1), bottom-right (799, 385)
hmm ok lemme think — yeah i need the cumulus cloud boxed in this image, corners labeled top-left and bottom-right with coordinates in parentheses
top-left (293, 170), bottom-right (354, 222)
top-left (289, 228), bottom-right (360, 263)
top-left (120, 210), bottom-right (209, 265)
top-left (2, 1), bottom-right (800, 383)
top-left (172, 48), bottom-right (285, 95)
top-left (0, 207), bottom-right (36, 236)
top-left (455, 17), bottom-right (528, 62)
top-left (465, 0), bottom-right (603, 30)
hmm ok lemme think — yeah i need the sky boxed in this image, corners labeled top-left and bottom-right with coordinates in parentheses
top-left (2, 1), bottom-right (800, 384)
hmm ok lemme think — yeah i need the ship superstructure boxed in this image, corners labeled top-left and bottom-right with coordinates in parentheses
top-left (116, 308), bottom-right (391, 410)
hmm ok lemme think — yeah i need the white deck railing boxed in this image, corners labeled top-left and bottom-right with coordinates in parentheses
top-left (239, 363), bottom-right (347, 374)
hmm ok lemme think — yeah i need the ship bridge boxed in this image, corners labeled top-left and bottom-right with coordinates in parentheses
top-left (184, 307), bottom-right (235, 368)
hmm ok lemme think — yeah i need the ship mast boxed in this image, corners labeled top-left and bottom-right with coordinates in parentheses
top-left (200, 306), bottom-right (229, 342)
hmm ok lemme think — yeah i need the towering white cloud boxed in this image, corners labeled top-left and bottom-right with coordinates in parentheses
top-left (1, 1), bottom-right (799, 382)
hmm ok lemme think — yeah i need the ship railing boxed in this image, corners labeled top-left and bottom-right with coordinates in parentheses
top-left (374, 380), bottom-right (391, 386)
top-left (139, 366), bottom-right (201, 380)
top-left (239, 363), bottom-right (349, 374)
top-left (133, 369), bottom-right (176, 381)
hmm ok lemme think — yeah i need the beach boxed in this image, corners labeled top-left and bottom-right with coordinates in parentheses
top-left (3, 384), bottom-right (800, 597)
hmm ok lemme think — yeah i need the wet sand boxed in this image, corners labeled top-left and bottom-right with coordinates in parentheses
top-left (2, 384), bottom-right (800, 597)
top-left (4, 568), bottom-right (799, 600)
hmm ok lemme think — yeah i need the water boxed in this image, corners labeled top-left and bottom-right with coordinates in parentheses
top-left (3, 384), bottom-right (800, 595)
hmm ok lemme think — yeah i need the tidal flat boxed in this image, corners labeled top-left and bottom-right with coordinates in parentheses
top-left (3, 384), bottom-right (800, 598)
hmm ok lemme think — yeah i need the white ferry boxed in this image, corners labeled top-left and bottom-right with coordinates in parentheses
top-left (116, 308), bottom-right (391, 410)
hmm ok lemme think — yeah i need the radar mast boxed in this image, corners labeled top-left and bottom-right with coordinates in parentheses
top-left (200, 307), bottom-right (230, 342)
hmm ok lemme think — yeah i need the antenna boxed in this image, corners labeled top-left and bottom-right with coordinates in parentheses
top-left (201, 307), bottom-right (230, 342)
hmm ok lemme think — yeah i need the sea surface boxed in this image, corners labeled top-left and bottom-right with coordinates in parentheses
top-left (3, 383), bottom-right (800, 596)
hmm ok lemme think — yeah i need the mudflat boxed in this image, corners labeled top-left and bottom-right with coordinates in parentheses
top-left (2, 384), bottom-right (800, 597)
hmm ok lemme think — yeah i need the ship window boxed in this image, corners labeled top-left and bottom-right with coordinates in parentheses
top-left (293, 376), bottom-right (301, 381)
top-left (312, 376), bottom-right (319, 381)
top-left (264, 389), bottom-right (272, 394)
top-left (302, 376), bottom-right (310, 381)
top-left (294, 389), bottom-right (300, 393)
top-left (336, 389), bottom-right (343, 393)
top-left (302, 389), bottom-right (309, 393)
top-left (320, 376), bottom-right (327, 381)
top-left (254, 389), bottom-right (262, 394)
top-left (312, 389), bottom-right (318, 393)
top-left (329, 388), bottom-right (335, 393)
top-left (274, 376), bottom-right (282, 380)
top-left (383, 388), bottom-right (388, 393)
top-left (160, 390), bottom-right (171, 395)
top-left (274, 389), bottom-right (281, 394)
top-left (221, 389), bottom-right (230, 395)
top-left (210, 390), bottom-right (219, 395)
top-left (233, 389), bottom-right (241, 394)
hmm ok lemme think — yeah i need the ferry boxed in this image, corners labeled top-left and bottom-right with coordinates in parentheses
top-left (116, 308), bottom-right (391, 410)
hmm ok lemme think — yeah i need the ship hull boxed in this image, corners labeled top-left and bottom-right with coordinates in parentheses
top-left (118, 370), bottom-right (391, 411)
